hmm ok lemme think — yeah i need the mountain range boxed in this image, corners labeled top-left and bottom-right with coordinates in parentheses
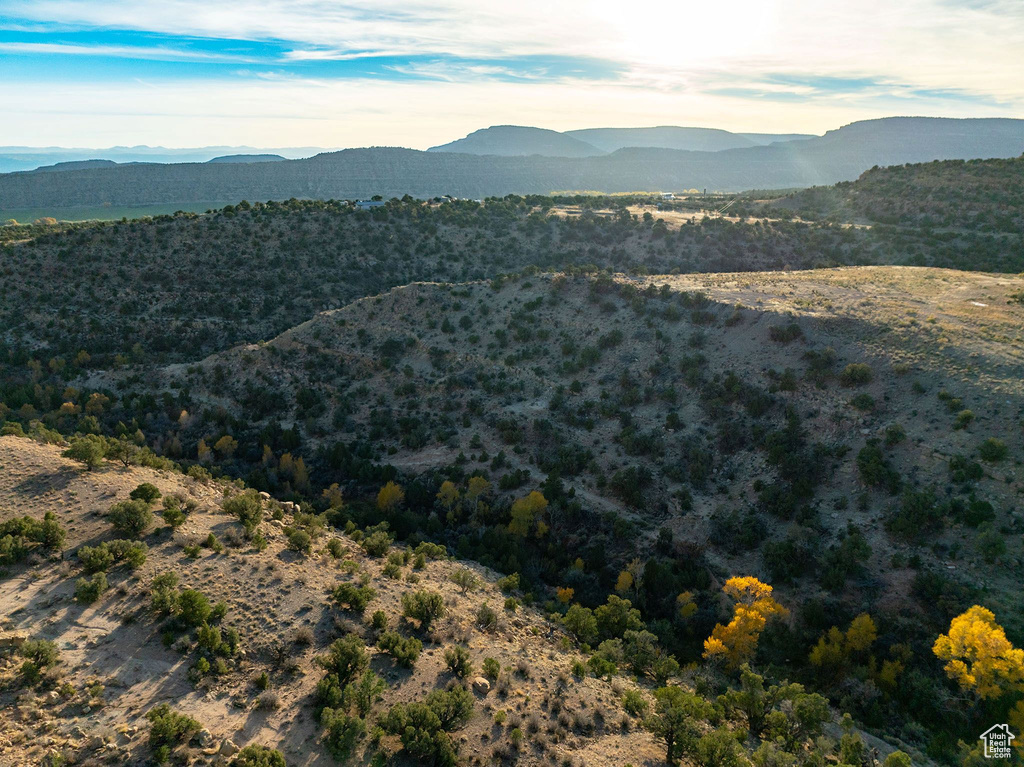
top-left (0, 145), bottom-right (328, 174)
top-left (1, 117), bottom-right (1022, 215)
top-left (429, 125), bottom-right (815, 155)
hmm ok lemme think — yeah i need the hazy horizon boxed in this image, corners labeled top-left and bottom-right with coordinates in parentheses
top-left (1, 0), bottom-right (1022, 149)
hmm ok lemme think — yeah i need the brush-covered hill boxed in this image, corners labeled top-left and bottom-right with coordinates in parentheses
top-left (0, 433), bottom-right (918, 767)
top-left (774, 155), bottom-right (1024, 232)
top-left (3, 187), bottom-right (1021, 375)
top-left (0, 435), bottom-right (669, 766)
top-left (75, 264), bottom-right (1018, 762)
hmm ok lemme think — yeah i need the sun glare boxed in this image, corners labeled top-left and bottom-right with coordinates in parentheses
top-left (589, 0), bottom-right (777, 70)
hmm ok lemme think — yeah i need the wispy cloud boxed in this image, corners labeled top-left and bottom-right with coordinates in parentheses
top-left (0, 40), bottom-right (258, 62)
top-left (0, 0), bottom-right (1021, 146)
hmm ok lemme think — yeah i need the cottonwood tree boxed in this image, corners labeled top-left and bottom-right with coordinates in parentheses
top-left (703, 577), bottom-right (787, 669)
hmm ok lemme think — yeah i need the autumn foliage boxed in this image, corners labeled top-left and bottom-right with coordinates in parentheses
top-left (933, 605), bottom-right (1024, 700)
top-left (703, 577), bottom-right (787, 669)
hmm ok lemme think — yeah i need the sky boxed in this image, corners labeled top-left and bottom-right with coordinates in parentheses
top-left (0, 0), bottom-right (1022, 149)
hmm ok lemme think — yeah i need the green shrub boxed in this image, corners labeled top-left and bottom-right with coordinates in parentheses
top-left (332, 582), bottom-right (377, 613)
top-left (21, 638), bottom-right (61, 682)
top-left (839, 363), bottom-right (873, 386)
top-left (0, 513), bottom-right (66, 567)
top-left (379, 686), bottom-right (473, 765)
top-left (621, 689), bottom-right (648, 717)
top-left (146, 703), bottom-right (201, 755)
top-left (285, 528), bottom-right (311, 554)
top-left (62, 435), bottom-right (106, 470)
top-left (886, 488), bottom-right (942, 541)
top-left (444, 646), bottom-right (473, 678)
top-left (884, 423), bottom-right (906, 446)
top-left (327, 539), bottom-right (344, 558)
top-left (77, 544), bottom-right (115, 573)
top-left (78, 540), bottom-right (147, 572)
top-left (178, 588), bottom-right (213, 626)
top-left (317, 635), bottom-right (369, 687)
top-left (129, 483), bottom-right (162, 504)
top-left (450, 568), bottom-right (480, 592)
top-left (361, 530), bottom-right (393, 557)
top-left (320, 708), bottom-right (365, 761)
top-left (75, 572), bottom-right (108, 604)
top-left (231, 744), bottom-right (286, 767)
top-left (978, 438), bottom-right (1009, 463)
top-left (224, 491), bottom-right (263, 532)
top-left (161, 504), bottom-right (186, 528)
top-left (949, 454), bottom-right (984, 483)
top-left (377, 631), bottom-right (422, 667)
top-left (496, 573), bottom-right (520, 593)
top-left (768, 322), bottom-right (803, 343)
top-left (953, 410), bottom-right (975, 430)
top-left (151, 572), bottom-right (180, 615)
top-left (482, 657), bottom-right (500, 679)
top-left (856, 442), bottom-right (900, 493)
top-left (850, 393), bottom-right (875, 411)
top-left (108, 499), bottom-right (153, 538)
top-left (401, 590), bottom-right (445, 630)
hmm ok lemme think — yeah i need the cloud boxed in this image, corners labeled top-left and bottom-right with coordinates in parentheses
top-left (0, 40), bottom-right (258, 62)
top-left (0, 0), bottom-right (1021, 146)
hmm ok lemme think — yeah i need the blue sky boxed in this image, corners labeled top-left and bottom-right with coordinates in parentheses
top-left (0, 0), bottom-right (1021, 148)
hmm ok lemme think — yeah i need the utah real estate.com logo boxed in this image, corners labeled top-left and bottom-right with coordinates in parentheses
top-left (980, 724), bottom-right (1016, 759)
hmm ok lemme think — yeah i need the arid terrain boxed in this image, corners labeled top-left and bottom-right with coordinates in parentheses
top-left (2, 158), bottom-right (1024, 766)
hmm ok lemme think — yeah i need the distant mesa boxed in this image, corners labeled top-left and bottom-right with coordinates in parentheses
top-left (206, 154), bottom-right (286, 164)
top-left (428, 125), bottom-right (605, 157)
top-left (563, 126), bottom-right (814, 153)
top-left (29, 159), bottom-right (119, 173)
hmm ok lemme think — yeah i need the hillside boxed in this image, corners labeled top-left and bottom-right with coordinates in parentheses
top-left (3, 117), bottom-right (1022, 212)
top-left (5, 189), bottom-right (1022, 374)
top-left (0, 436), bottom-right (666, 766)
top-left (4, 266), bottom-right (1018, 764)
top-left (45, 264), bottom-right (1019, 763)
top-left (428, 127), bottom-right (605, 157)
top-left (775, 155), bottom-right (1024, 232)
top-left (2, 167), bottom-right (1024, 765)
top-left (3, 185), bottom-right (1022, 372)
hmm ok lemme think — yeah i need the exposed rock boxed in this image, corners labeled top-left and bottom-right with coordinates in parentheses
top-left (195, 728), bottom-right (214, 747)
top-left (472, 677), bottom-right (490, 695)
top-left (0, 633), bottom-right (27, 649)
top-left (219, 738), bottom-right (239, 756)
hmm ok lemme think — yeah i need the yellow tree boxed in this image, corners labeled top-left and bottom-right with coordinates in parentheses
top-left (676, 591), bottom-right (697, 620)
top-left (464, 476), bottom-right (491, 521)
top-left (508, 491), bottom-right (548, 538)
top-left (933, 605), bottom-right (1024, 700)
top-left (437, 481), bottom-right (461, 520)
top-left (615, 570), bottom-right (634, 594)
top-left (213, 435), bottom-right (238, 459)
top-left (322, 483), bottom-right (344, 510)
top-left (845, 613), bottom-right (877, 654)
top-left (377, 481), bottom-right (405, 513)
top-left (703, 576), bottom-right (787, 669)
top-left (293, 457), bottom-right (310, 493)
